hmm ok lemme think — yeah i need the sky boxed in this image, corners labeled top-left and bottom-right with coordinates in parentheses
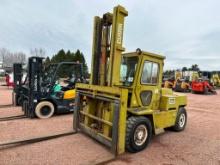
top-left (0, 0), bottom-right (220, 71)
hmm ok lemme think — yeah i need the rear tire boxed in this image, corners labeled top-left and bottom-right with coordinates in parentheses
top-left (35, 101), bottom-right (55, 119)
top-left (125, 116), bottom-right (152, 153)
top-left (172, 107), bottom-right (187, 131)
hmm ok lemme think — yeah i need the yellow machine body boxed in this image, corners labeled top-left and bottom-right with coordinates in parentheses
top-left (74, 5), bottom-right (187, 155)
top-left (63, 89), bottom-right (76, 99)
top-left (75, 51), bottom-right (187, 155)
top-left (175, 71), bottom-right (182, 80)
top-left (181, 81), bottom-right (191, 89)
top-left (211, 73), bottom-right (220, 87)
top-left (164, 80), bottom-right (174, 88)
top-left (191, 71), bottom-right (199, 81)
top-left (173, 79), bottom-right (191, 92)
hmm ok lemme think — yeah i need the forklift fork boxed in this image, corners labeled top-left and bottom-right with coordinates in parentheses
top-left (74, 92), bottom-right (120, 155)
top-left (73, 84), bottom-right (128, 155)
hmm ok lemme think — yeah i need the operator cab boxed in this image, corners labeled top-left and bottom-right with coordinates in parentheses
top-left (48, 63), bottom-right (84, 99)
top-left (120, 49), bottom-right (165, 109)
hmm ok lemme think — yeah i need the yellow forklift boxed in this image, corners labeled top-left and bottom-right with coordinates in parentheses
top-left (173, 72), bottom-right (191, 92)
top-left (173, 78), bottom-right (191, 92)
top-left (211, 71), bottom-right (220, 87)
top-left (163, 72), bottom-right (175, 89)
top-left (173, 71), bottom-right (199, 92)
top-left (73, 5), bottom-right (187, 155)
top-left (167, 70), bottom-right (182, 90)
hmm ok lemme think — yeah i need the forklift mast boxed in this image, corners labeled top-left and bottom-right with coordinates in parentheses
top-left (28, 56), bottom-right (44, 98)
top-left (26, 57), bottom-right (44, 117)
top-left (74, 5), bottom-right (129, 155)
top-left (13, 63), bottom-right (23, 94)
top-left (90, 5), bottom-right (128, 86)
top-left (13, 63), bottom-right (24, 105)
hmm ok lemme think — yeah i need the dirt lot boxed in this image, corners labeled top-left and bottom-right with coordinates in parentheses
top-left (0, 85), bottom-right (219, 165)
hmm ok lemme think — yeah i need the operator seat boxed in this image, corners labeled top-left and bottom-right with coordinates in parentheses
top-left (54, 75), bottom-right (84, 100)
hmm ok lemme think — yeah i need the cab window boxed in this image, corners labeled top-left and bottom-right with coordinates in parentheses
top-left (120, 56), bottom-right (138, 86)
top-left (141, 61), bottom-right (159, 84)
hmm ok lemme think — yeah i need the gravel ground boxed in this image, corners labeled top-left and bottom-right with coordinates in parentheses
top-left (0, 85), bottom-right (219, 165)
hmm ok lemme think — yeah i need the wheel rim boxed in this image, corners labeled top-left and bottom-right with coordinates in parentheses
top-left (41, 106), bottom-right (51, 116)
top-left (134, 124), bottom-right (148, 146)
top-left (179, 113), bottom-right (186, 128)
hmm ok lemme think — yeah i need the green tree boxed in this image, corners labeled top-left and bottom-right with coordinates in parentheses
top-left (74, 49), bottom-right (88, 76)
top-left (182, 67), bottom-right (188, 72)
top-left (189, 64), bottom-right (200, 71)
top-left (51, 49), bottom-right (66, 63)
top-left (44, 56), bottom-right (51, 68)
top-left (50, 49), bottom-right (89, 77)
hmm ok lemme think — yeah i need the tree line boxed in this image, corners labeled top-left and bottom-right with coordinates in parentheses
top-left (0, 48), bottom-right (26, 68)
top-left (0, 48), bottom-right (47, 68)
top-left (0, 47), bottom-right (89, 77)
top-left (44, 49), bottom-right (89, 77)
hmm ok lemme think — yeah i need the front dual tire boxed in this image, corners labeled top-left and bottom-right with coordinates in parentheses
top-left (35, 101), bottom-right (55, 119)
top-left (125, 116), bottom-right (152, 153)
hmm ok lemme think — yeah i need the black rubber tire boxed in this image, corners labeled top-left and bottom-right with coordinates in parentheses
top-left (35, 101), bottom-right (55, 119)
top-left (125, 116), bottom-right (152, 153)
top-left (172, 107), bottom-right (187, 132)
